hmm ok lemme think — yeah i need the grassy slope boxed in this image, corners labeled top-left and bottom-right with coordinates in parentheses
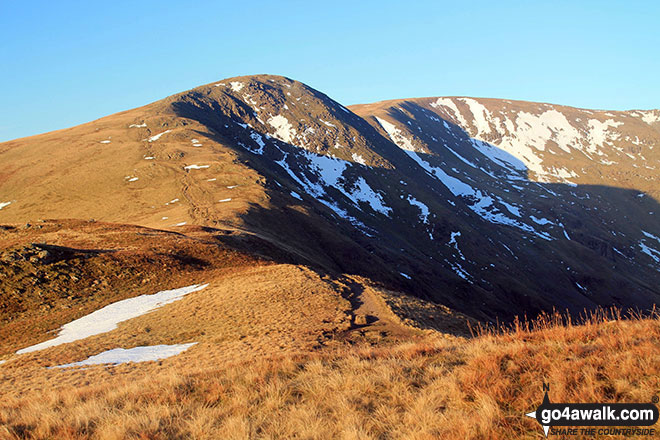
top-left (0, 315), bottom-right (658, 439)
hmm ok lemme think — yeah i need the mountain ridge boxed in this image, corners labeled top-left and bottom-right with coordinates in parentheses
top-left (1, 74), bottom-right (659, 324)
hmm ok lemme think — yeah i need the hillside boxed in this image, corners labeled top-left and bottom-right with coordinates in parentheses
top-left (0, 74), bottom-right (659, 439)
top-left (1, 75), bottom-right (659, 323)
top-left (2, 312), bottom-right (658, 439)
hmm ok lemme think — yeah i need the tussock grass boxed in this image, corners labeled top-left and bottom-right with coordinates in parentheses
top-left (1, 311), bottom-right (658, 439)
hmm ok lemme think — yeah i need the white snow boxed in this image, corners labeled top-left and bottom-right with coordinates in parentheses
top-left (446, 259), bottom-right (472, 283)
top-left (184, 165), bottom-right (210, 170)
top-left (407, 195), bottom-right (430, 224)
top-left (448, 231), bottom-right (461, 248)
top-left (290, 191), bottom-right (302, 200)
top-left (399, 148), bottom-right (551, 239)
top-left (530, 216), bottom-right (553, 225)
top-left (129, 123), bottom-right (147, 128)
top-left (230, 81), bottom-right (244, 92)
top-left (347, 177), bottom-right (392, 215)
top-left (144, 156), bottom-right (155, 160)
top-left (268, 115), bottom-right (296, 143)
top-left (127, 177), bottom-right (139, 182)
top-left (0, 201), bottom-right (11, 210)
top-left (351, 153), bottom-right (366, 165)
top-left (633, 110), bottom-right (660, 125)
top-left (430, 98), bottom-right (469, 128)
top-left (174, 222), bottom-right (187, 226)
top-left (399, 272), bottom-right (411, 280)
top-left (376, 117), bottom-right (416, 151)
top-left (500, 201), bottom-right (521, 217)
top-left (193, 143), bottom-right (203, 147)
top-left (227, 185), bottom-right (238, 189)
top-left (207, 178), bottom-right (217, 182)
top-left (468, 139), bottom-right (526, 174)
top-left (460, 98), bottom-right (492, 135)
top-left (587, 119), bottom-right (622, 152)
top-left (17, 284), bottom-right (208, 354)
top-left (249, 132), bottom-right (266, 154)
top-left (100, 140), bottom-right (111, 144)
top-left (312, 153), bottom-right (389, 214)
top-left (271, 144), bottom-right (391, 216)
top-left (642, 230), bottom-right (660, 244)
top-left (53, 343), bottom-right (197, 368)
top-left (147, 130), bottom-right (172, 142)
top-left (218, 198), bottom-right (231, 203)
top-left (319, 119), bottom-right (336, 127)
top-left (639, 241), bottom-right (660, 263)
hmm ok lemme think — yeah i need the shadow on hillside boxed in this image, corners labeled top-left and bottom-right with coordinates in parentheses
top-left (171, 96), bottom-right (660, 325)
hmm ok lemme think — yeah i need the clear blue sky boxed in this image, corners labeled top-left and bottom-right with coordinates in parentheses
top-left (1, 0), bottom-right (658, 142)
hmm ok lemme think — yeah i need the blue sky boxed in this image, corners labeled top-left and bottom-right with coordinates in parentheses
top-left (1, 0), bottom-right (658, 142)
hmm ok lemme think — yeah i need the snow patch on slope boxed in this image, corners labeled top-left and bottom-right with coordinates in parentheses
top-left (407, 195), bottom-right (430, 224)
top-left (17, 284), bottom-right (208, 354)
top-left (230, 81), bottom-right (244, 92)
top-left (53, 344), bottom-right (197, 368)
top-left (268, 115), bottom-right (296, 143)
top-left (460, 98), bottom-right (492, 136)
top-left (430, 98), bottom-right (469, 127)
top-left (375, 117), bottom-right (416, 151)
top-left (146, 130), bottom-right (171, 142)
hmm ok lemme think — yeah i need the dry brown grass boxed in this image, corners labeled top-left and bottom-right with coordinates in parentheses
top-left (1, 311), bottom-right (658, 440)
top-left (0, 220), bottom-right (269, 355)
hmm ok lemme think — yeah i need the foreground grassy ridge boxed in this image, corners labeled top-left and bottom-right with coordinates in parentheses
top-left (1, 316), bottom-right (658, 439)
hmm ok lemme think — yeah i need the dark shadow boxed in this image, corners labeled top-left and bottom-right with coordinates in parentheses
top-left (170, 89), bottom-right (660, 324)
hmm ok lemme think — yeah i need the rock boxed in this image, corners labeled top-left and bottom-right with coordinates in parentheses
top-left (354, 314), bottom-right (368, 326)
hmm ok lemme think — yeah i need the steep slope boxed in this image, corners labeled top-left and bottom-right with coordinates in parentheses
top-left (1, 76), bottom-right (659, 322)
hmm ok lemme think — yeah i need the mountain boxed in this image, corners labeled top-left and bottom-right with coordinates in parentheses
top-left (1, 75), bottom-right (659, 325)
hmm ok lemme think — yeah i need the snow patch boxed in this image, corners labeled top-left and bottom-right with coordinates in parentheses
top-left (407, 195), bottom-right (430, 224)
top-left (351, 153), bottom-right (366, 165)
top-left (375, 116), bottom-right (416, 151)
top-left (230, 81), bottom-right (244, 92)
top-left (249, 132), bottom-right (266, 154)
top-left (146, 130), bottom-right (171, 142)
top-left (460, 98), bottom-right (492, 135)
top-left (639, 241), bottom-right (660, 263)
top-left (268, 115), bottom-right (296, 143)
top-left (53, 344), bottom-right (197, 368)
top-left (17, 284), bottom-right (208, 354)
top-left (430, 98), bottom-right (469, 127)
top-left (530, 216), bottom-right (553, 225)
